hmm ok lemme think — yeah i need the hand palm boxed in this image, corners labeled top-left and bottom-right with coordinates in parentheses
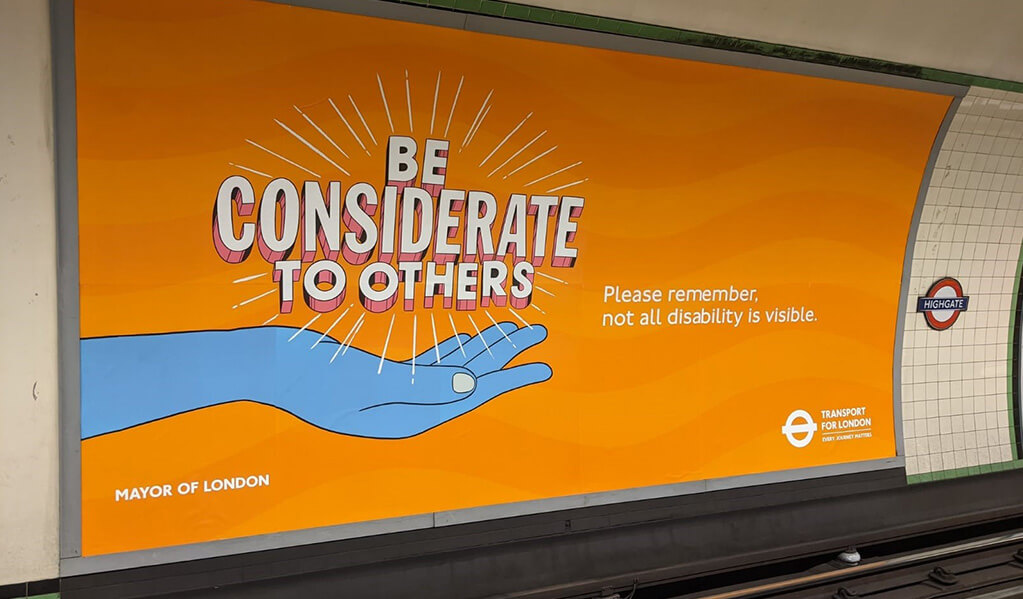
top-left (277, 322), bottom-right (551, 438)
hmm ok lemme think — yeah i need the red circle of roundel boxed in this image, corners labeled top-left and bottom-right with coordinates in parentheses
top-left (922, 277), bottom-right (965, 331)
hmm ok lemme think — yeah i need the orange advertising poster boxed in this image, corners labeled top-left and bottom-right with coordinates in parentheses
top-left (75, 0), bottom-right (952, 555)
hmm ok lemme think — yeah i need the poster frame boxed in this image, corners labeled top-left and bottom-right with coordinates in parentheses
top-left (52, 0), bottom-right (966, 574)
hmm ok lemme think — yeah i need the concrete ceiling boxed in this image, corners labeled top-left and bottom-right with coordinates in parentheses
top-left (524, 0), bottom-right (1023, 83)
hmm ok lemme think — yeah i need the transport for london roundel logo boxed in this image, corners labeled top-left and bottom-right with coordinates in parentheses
top-left (916, 277), bottom-right (969, 331)
top-left (781, 410), bottom-right (817, 448)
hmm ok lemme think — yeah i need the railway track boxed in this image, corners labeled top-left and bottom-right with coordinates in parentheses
top-left (589, 525), bottom-right (1023, 599)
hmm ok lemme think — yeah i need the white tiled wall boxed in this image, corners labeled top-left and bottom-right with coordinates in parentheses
top-left (901, 87), bottom-right (1023, 477)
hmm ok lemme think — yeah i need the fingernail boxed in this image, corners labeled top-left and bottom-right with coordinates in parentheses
top-left (452, 372), bottom-right (475, 394)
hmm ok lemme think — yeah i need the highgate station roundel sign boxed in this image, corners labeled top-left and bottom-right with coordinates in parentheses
top-left (916, 277), bottom-right (969, 331)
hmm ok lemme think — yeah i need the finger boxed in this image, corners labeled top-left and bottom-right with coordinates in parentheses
top-left (408, 333), bottom-right (472, 365)
top-left (373, 362), bottom-right (476, 406)
top-left (464, 325), bottom-right (548, 374)
top-left (350, 363), bottom-right (550, 439)
top-left (446, 321), bottom-right (517, 365)
top-left (473, 363), bottom-right (553, 401)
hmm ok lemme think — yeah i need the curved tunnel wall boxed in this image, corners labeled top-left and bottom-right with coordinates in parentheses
top-left (901, 87), bottom-right (1023, 480)
top-left (3, 0), bottom-right (1023, 595)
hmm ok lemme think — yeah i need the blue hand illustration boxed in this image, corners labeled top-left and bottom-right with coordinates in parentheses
top-left (81, 321), bottom-right (551, 439)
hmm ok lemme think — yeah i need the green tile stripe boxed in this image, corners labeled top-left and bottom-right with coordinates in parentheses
top-left (908, 459), bottom-right (1023, 484)
top-left (390, 0), bottom-right (1023, 93)
top-left (1009, 238), bottom-right (1023, 460)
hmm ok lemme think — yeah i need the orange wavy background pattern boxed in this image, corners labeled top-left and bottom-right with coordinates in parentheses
top-left (76, 0), bottom-right (952, 555)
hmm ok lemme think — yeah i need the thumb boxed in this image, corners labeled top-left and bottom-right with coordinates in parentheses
top-left (370, 361), bottom-right (478, 408)
top-left (351, 363), bottom-right (552, 439)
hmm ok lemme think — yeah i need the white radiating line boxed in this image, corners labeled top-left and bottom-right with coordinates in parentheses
top-left (377, 74), bottom-right (395, 133)
top-left (479, 112), bottom-right (532, 167)
top-left (245, 139), bottom-right (320, 178)
top-left (507, 308), bottom-right (533, 330)
top-left (262, 313), bottom-right (280, 326)
top-left (288, 313), bottom-right (322, 342)
top-left (430, 72), bottom-right (441, 135)
top-left (461, 104), bottom-right (490, 151)
top-left (546, 178), bottom-right (588, 194)
top-left (342, 317), bottom-right (365, 357)
top-left (233, 288), bottom-right (275, 309)
top-left (487, 130), bottom-right (546, 178)
top-left (467, 314), bottom-right (493, 357)
top-left (294, 105), bottom-right (350, 159)
top-left (405, 70), bottom-right (414, 133)
top-left (430, 313), bottom-right (441, 364)
top-left (339, 313), bottom-right (364, 347)
top-left (461, 89), bottom-right (493, 148)
top-left (534, 285), bottom-right (555, 297)
top-left (443, 75), bottom-right (464, 138)
top-left (331, 313), bottom-right (365, 363)
top-left (530, 304), bottom-right (546, 314)
top-left (274, 119), bottom-right (351, 176)
top-left (330, 97), bottom-right (370, 155)
top-left (348, 95), bottom-right (378, 146)
top-left (536, 271), bottom-right (569, 285)
top-left (464, 104), bottom-right (495, 151)
top-left (228, 162), bottom-right (271, 178)
top-left (233, 272), bottom-right (266, 284)
top-left (525, 160), bottom-right (582, 187)
top-left (485, 310), bottom-right (516, 348)
top-left (378, 313), bottom-right (396, 374)
top-left (503, 145), bottom-right (557, 179)
top-left (311, 305), bottom-right (352, 349)
top-left (448, 313), bottom-right (466, 357)
top-left (411, 313), bottom-right (417, 382)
